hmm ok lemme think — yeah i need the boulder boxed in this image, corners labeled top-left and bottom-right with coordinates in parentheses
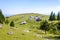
top-left (10, 27), bottom-right (14, 29)
top-left (21, 15), bottom-right (25, 18)
top-left (7, 31), bottom-right (13, 35)
top-left (30, 16), bottom-right (34, 18)
top-left (25, 30), bottom-right (29, 32)
top-left (20, 21), bottom-right (27, 25)
top-left (24, 29), bottom-right (30, 33)
top-left (34, 16), bottom-right (41, 21)
top-left (0, 24), bottom-right (2, 28)
top-left (29, 16), bottom-right (34, 20)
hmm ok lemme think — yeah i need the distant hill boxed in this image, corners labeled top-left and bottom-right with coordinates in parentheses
top-left (8, 13), bottom-right (49, 22)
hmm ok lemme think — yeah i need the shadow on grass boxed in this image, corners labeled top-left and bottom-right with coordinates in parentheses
top-left (44, 36), bottom-right (60, 40)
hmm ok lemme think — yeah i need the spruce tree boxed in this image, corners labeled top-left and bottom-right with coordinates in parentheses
top-left (57, 12), bottom-right (60, 20)
top-left (53, 13), bottom-right (56, 20)
top-left (49, 11), bottom-right (54, 21)
top-left (0, 9), bottom-right (5, 23)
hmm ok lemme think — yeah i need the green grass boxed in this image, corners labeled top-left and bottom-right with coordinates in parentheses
top-left (0, 13), bottom-right (60, 40)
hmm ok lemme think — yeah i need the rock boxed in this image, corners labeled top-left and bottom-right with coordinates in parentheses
top-left (30, 16), bottom-right (34, 18)
top-left (20, 21), bottom-right (27, 25)
top-left (46, 39), bottom-right (50, 40)
top-left (22, 15), bottom-right (25, 18)
top-left (29, 16), bottom-right (34, 20)
top-left (10, 27), bottom-right (14, 29)
top-left (7, 31), bottom-right (13, 35)
top-left (0, 24), bottom-right (2, 28)
top-left (34, 16), bottom-right (41, 21)
top-left (33, 33), bottom-right (43, 38)
top-left (24, 29), bottom-right (30, 33)
top-left (26, 30), bottom-right (29, 32)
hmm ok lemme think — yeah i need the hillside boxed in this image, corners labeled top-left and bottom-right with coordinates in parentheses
top-left (0, 13), bottom-right (60, 40)
top-left (9, 13), bottom-right (49, 21)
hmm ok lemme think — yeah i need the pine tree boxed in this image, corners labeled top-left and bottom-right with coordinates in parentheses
top-left (57, 12), bottom-right (60, 20)
top-left (49, 11), bottom-right (56, 21)
top-left (10, 21), bottom-right (14, 27)
top-left (0, 9), bottom-right (5, 23)
top-left (53, 13), bottom-right (56, 20)
top-left (49, 11), bottom-right (54, 21)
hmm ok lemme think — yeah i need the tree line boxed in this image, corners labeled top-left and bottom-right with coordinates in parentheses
top-left (49, 11), bottom-right (60, 21)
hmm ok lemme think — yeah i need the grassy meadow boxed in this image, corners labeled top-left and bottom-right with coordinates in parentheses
top-left (0, 13), bottom-right (60, 40)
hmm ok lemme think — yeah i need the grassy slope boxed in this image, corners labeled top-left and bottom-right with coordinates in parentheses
top-left (0, 13), bottom-right (59, 40)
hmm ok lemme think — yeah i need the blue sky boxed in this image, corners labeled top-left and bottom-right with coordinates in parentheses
top-left (0, 0), bottom-right (60, 16)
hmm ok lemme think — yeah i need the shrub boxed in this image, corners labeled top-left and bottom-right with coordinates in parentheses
top-left (40, 20), bottom-right (50, 34)
top-left (56, 22), bottom-right (60, 30)
top-left (10, 21), bottom-right (14, 27)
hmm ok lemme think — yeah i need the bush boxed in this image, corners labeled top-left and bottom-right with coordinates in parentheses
top-left (49, 22), bottom-right (60, 34)
top-left (56, 22), bottom-right (60, 30)
top-left (10, 21), bottom-right (14, 27)
top-left (40, 20), bottom-right (50, 34)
